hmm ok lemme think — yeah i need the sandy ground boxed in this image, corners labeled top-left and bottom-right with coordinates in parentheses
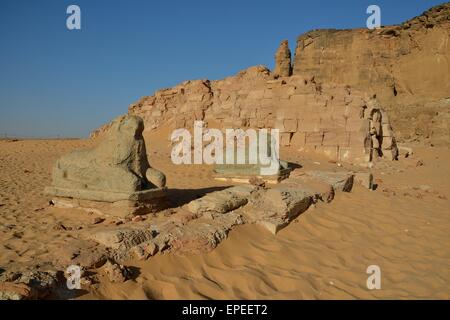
top-left (0, 135), bottom-right (449, 299)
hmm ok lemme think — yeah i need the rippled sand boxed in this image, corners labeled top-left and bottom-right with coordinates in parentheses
top-left (1, 136), bottom-right (449, 299)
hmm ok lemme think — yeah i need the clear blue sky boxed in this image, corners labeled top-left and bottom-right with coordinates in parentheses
top-left (0, 0), bottom-right (445, 137)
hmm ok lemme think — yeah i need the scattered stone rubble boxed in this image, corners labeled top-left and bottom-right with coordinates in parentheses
top-left (101, 260), bottom-right (132, 283)
top-left (0, 266), bottom-right (61, 300)
top-left (77, 169), bottom-right (357, 267)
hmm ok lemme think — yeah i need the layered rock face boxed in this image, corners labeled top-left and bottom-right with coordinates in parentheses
top-left (101, 66), bottom-right (397, 165)
top-left (293, 3), bottom-right (450, 145)
top-left (91, 4), bottom-right (450, 160)
top-left (273, 40), bottom-right (292, 77)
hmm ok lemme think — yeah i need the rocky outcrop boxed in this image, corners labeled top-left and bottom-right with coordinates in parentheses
top-left (292, 3), bottom-right (450, 145)
top-left (273, 40), bottom-right (292, 77)
top-left (93, 66), bottom-right (398, 165)
top-left (92, 4), bottom-right (450, 158)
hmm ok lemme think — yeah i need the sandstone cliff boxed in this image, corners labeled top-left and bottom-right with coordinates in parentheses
top-left (293, 3), bottom-right (450, 145)
top-left (92, 65), bottom-right (398, 165)
top-left (274, 40), bottom-right (292, 77)
top-left (91, 3), bottom-right (449, 156)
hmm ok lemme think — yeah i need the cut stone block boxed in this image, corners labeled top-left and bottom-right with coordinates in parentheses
top-left (86, 227), bottom-right (156, 251)
top-left (304, 171), bottom-right (354, 192)
top-left (186, 186), bottom-right (255, 215)
top-left (299, 118), bottom-right (321, 132)
top-left (214, 161), bottom-right (292, 185)
top-left (290, 132), bottom-right (306, 147)
top-left (319, 117), bottom-right (336, 130)
top-left (45, 186), bottom-right (166, 203)
top-left (305, 132), bottom-right (324, 145)
top-left (346, 118), bottom-right (370, 132)
top-left (243, 187), bottom-right (312, 234)
top-left (279, 174), bottom-right (335, 202)
top-left (168, 212), bottom-right (244, 254)
top-left (283, 119), bottom-right (298, 132)
top-left (323, 131), bottom-right (350, 147)
top-left (280, 132), bottom-right (292, 146)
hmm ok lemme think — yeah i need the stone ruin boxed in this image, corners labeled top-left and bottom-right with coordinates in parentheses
top-left (213, 132), bottom-right (292, 184)
top-left (43, 33), bottom-right (401, 270)
top-left (5, 4), bottom-right (449, 299)
top-left (45, 115), bottom-right (167, 218)
top-left (93, 55), bottom-right (399, 166)
top-left (81, 168), bottom-right (360, 265)
top-left (37, 21), bottom-right (405, 292)
top-left (42, 113), bottom-right (374, 265)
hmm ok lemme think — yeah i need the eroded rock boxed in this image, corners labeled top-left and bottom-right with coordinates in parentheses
top-left (243, 187), bottom-right (312, 234)
top-left (273, 40), bottom-right (292, 77)
top-left (101, 260), bottom-right (132, 283)
top-left (0, 267), bottom-right (60, 300)
top-left (186, 186), bottom-right (256, 216)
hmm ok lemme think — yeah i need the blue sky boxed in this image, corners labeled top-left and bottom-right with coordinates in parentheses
top-left (0, 0), bottom-right (445, 137)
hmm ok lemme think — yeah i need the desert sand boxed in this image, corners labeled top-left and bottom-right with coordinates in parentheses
top-left (1, 2), bottom-right (449, 301)
top-left (1, 131), bottom-right (449, 299)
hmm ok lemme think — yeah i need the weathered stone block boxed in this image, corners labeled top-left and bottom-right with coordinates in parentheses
top-left (305, 132), bottom-right (324, 145)
top-left (299, 118), bottom-right (321, 132)
top-left (247, 90), bottom-right (265, 100)
top-left (257, 107), bottom-right (273, 119)
top-left (290, 132), bottom-right (306, 147)
top-left (289, 94), bottom-right (309, 107)
top-left (323, 131), bottom-right (350, 146)
top-left (280, 133), bottom-right (292, 146)
top-left (186, 186), bottom-right (255, 215)
top-left (244, 187), bottom-right (312, 234)
top-left (304, 171), bottom-right (354, 192)
top-left (283, 119), bottom-right (298, 132)
top-left (346, 118), bottom-right (370, 132)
